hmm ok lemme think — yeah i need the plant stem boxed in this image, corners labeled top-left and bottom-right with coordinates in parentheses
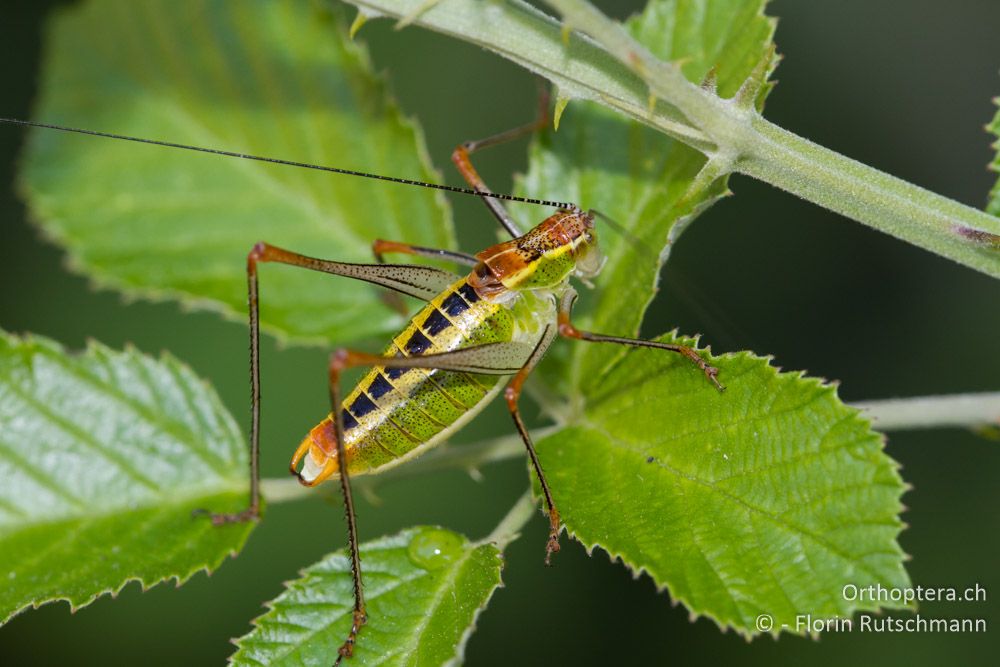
top-left (543, 0), bottom-right (1000, 277)
top-left (345, 0), bottom-right (1000, 278)
top-left (737, 118), bottom-right (1000, 276)
top-left (853, 392), bottom-right (1000, 431)
top-left (478, 489), bottom-right (538, 549)
top-left (262, 390), bottom-right (1000, 505)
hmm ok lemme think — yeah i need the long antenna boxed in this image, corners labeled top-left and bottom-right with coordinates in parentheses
top-left (590, 208), bottom-right (656, 260)
top-left (0, 117), bottom-right (575, 210)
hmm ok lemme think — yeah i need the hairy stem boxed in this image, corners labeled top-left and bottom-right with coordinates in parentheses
top-left (543, 0), bottom-right (1000, 276)
top-left (346, 0), bottom-right (1000, 278)
top-left (853, 392), bottom-right (1000, 431)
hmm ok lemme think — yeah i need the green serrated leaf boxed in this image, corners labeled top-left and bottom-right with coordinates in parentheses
top-left (536, 334), bottom-right (911, 636)
top-left (511, 0), bottom-right (775, 392)
top-left (988, 95), bottom-right (1000, 216)
top-left (0, 330), bottom-right (254, 624)
top-left (231, 526), bottom-right (504, 666)
top-left (21, 0), bottom-right (452, 345)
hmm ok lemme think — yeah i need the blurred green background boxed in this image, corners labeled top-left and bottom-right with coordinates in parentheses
top-left (1, 1), bottom-right (998, 665)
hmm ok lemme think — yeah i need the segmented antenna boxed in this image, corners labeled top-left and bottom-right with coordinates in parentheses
top-left (0, 117), bottom-right (575, 210)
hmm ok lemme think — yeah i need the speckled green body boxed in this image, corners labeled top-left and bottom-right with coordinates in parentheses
top-left (301, 276), bottom-right (552, 478)
top-left (296, 208), bottom-right (597, 484)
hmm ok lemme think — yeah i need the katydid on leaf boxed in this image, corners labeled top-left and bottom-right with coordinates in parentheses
top-left (0, 104), bottom-right (724, 662)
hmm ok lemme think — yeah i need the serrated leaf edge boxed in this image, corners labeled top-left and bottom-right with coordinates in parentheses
top-left (4, 540), bottom-right (249, 625)
top-left (543, 344), bottom-right (911, 639)
top-left (0, 328), bottom-right (254, 624)
top-left (229, 526), bottom-right (504, 667)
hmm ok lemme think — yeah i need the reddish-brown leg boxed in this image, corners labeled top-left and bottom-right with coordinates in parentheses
top-left (371, 239), bottom-right (477, 316)
top-left (502, 325), bottom-right (562, 564)
top-left (371, 239), bottom-right (477, 267)
top-left (194, 243), bottom-right (268, 525)
top-left (557, 290), bottom-right (724, 391)
top-left (328, 350), bottom-right (366, 666)
top-left (506, 374), bottom-right (562, 565)
top-left (316, 341), bottom-right (543, 663)
top-left (196, 241), bottom-right (460, 525)
top-left (451, 89), bottom-right (551, 238)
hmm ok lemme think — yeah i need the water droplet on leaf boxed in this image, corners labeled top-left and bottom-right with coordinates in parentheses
top-left (408, 528), bottom-right (463, 570)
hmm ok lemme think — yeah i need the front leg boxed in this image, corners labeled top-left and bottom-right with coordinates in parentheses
top-left (557, 289), bottom-right (724, 391)
top-left (450, 86), bottom-right (553, 238)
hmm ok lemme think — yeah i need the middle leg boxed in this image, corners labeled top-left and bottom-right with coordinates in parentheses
top-left (371, 239), bottom-right (477, 267)
top-left (370, 239), bottom-right (477, 315)
top-left (502, 324), bottom-right (563, 565)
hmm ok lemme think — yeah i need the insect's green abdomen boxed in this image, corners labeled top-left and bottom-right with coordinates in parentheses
top-left (335, 277), bottom-right (514, 474)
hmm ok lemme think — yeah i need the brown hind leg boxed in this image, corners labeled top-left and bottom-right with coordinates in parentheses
top-left (326, 350), bottom-right (366, 665)
top-left (505, 372), bottom-right (562, 565)
top-left (311, 338), bottom-right (555, 663)
top-left (372, 239), bottom-right (477, 267)
top-left (193, 241), bottom-right (462, 525)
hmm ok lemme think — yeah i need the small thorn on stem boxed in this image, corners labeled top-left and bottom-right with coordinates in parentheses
top-left (348, 12), bottom-right (367, 40)
top-left (700, 65), bottom-right (719, 93)
top-left (560, 22), bottom-right (572, 45)
top-left (553, 94), bottom-right (571, 131)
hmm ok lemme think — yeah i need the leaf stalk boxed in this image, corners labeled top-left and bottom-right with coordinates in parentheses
top-left (345, 0), bottom-right (1000, 278)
